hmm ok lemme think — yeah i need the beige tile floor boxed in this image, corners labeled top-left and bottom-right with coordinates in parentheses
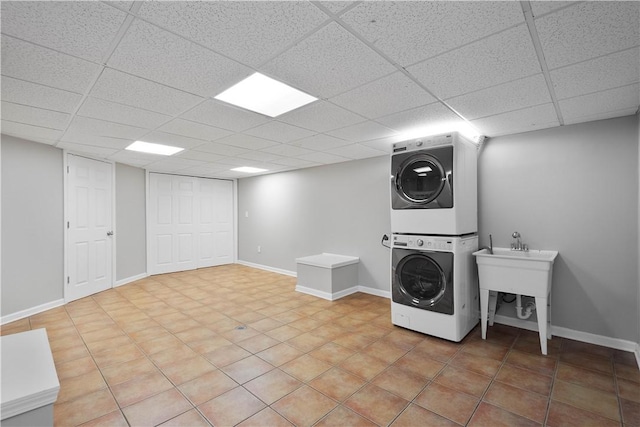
top-left (1, 264), bottom-right (639, 426)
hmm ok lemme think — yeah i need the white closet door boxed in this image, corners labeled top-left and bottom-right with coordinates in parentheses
top-left (149, 173), bottom-right (233, 274)
top-left (212, 179), bottom-right (233, 266)
top-left (67, 155), bottom-right (113, 302)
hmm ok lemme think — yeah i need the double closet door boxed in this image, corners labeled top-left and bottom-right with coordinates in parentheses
top-left (148, 173), bottom-right (233, 275)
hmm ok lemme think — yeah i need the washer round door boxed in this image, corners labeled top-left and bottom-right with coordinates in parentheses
top-left (396, 154), bottom-right (446, 204)
top-left (392, 250), bottom-right (454, 315)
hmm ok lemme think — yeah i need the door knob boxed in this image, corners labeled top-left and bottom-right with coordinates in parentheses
top-left (107, 231), bottom-right (114, 236)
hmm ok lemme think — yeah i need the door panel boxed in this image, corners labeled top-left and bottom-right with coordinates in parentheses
top-left (67, 154), bottom-right (113, 302)
top-left (149, 173), bottom-right (234, 273)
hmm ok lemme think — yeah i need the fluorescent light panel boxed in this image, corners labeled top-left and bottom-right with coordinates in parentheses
top-left (232, 166), bottom-right (268, 173)
top-left (126, 141), bottom-right (184, 156)
top-left (215, 73), bottom-right (317, 117)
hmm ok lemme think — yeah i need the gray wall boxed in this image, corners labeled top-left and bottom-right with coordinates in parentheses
top-left (238, 155), bottom-right (391, 292)
top-left (115, 163), bottom-right (146, 282)
top-left (1, 135), bottom-right (64, 315)
top-left (478, 115), bottom-right (639, 341)
top-left (1, 134), bottom-right (148, 319)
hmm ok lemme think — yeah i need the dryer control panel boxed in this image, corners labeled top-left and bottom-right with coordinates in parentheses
top-left (392, 234), bottom-right (453, 251)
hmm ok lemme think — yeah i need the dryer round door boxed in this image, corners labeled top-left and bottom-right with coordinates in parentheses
top-left (396, 154), bottom-right (446, 204)
top-left (396, 253), bottom-right (448, 310)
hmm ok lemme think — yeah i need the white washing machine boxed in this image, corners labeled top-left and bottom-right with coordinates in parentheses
top-left (391, 233), bottom-right (479, 342)
top-left (390, 132), bottom-right (478, 235)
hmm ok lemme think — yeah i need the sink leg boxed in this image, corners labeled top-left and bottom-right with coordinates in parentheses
top-left (480, 289), bottom-right (489, 340)
top-left (535, 297), bottom-right (548, 355)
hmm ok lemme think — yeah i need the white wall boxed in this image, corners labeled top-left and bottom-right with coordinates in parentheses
top-left (238, 155), bottom-right (392, 293)
top-left (115, 163), bottom-right (146, 282)
top-left (478, 115), bottom-right (639, 342)
top-left (1, 135), bottom-right (64, 315)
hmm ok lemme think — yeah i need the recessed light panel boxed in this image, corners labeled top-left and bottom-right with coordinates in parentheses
top-left (231, 166), bottom-right (268, 173)
top-left (126, 141), bottom-right (184, 156)
top-left (215, 73), bottom-right (317, 117)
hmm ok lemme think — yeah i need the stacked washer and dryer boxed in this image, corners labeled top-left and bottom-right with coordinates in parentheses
top-left (390, 132), bottom-right (479, 342)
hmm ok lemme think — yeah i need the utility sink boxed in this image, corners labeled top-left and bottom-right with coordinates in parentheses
top-left (473, 247), bottom-right (559, 355)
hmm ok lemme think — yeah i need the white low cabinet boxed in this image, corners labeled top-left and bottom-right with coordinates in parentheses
top-left (1, 329), bottom-right (60, 427)
top-left (295, 253), bottom-right (359, 301)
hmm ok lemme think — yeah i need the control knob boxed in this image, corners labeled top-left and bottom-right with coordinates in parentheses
top-left (416, 239), bottom-right (424, 247)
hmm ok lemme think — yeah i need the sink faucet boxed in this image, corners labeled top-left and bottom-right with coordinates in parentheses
top-left (511, 231), bottom-right (528, 251)
top-left (479, 234), bottom-right (493, 254)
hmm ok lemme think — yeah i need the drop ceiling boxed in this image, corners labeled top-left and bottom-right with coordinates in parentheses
top-left (1, 1), bottom-right (638, 178)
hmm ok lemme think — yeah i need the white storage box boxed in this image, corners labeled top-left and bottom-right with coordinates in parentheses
top-left (1, 329), bottom-right (60, 427)
top-left (295, 253), bottom-right (359, 301)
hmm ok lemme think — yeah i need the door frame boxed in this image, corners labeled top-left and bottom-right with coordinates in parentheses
top-left (63, 151), bottom-right (116, 303)
top-left (145, 171), bottom-right (238, 276)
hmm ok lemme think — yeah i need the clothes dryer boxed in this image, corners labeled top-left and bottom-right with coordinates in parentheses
top-left (390, 132), bottom-right (477, 235)
top-left (391, 233), bottom-right (478, 342)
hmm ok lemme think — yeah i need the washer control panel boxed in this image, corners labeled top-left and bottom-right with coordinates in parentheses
top-left (392, 134), bottom-right (453, 153)
top-left (393, 234), bottom-right (453, 251)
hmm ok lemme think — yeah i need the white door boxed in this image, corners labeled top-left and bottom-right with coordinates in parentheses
top-left (198, 179), bottom-right (233, 268)
top-left (149, 173), bottom-right (233, 274)
top-left (67, 154), bottom-right (113, 302)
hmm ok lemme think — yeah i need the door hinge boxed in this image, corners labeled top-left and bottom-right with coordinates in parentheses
top-left (67, 221), bottom-right (70, 229)
top-left (67, 166), bottom-right (70, 173)
top-left (67, 276), bottom-right (70, 284)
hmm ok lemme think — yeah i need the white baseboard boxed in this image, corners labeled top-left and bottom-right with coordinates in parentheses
top-left (295, 285), bottom-right (359, 301)
top-left (1, 299), bottom-right (65, 325)
top-left (115, 272), bottom-right (148, 288)
top-left (236, 260), bottom-right (296, 277)
top-left (358, 286), bottom-right (391, 299)
top-left (493, 314), bottom-right (639, 353)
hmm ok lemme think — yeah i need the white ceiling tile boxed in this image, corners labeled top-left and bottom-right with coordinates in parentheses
top-left (66, 116), bottom-right (147, 140)
top-left (261, 22), bottom-right (396, 98)
top-left (330, 72), bottom-right (436, 119)
top-left (175, 164), bottom-right (229, 176)
top-left (107, 150), bottom-right (158, 167)
top-left (108, 19), bottom-right (252, 98)
top-left (1, 77), bottom-right (82, 113)
top-left (215, 134), bottom-right (280, 150)
top-left (341, 1), bottom-right (524, 67)
top-left (138, 1), bottom-right (327, 67)
top-left (175, 150), bottom-right (226, 163)
top-left (104, 2), bottom-right (135, 12)
top-left (77, 97), bottom-right (171, 130)
top-left (1, 36), bottom-right (101, 94)
top-left (244, 121), bottom-right (316, 143)
top-left (446, 74), bottom-right (552, 120)
top-left (1, 102), bottom-right (70, 130)
top-left (146, 157), bottom-right (206, 173)
top-left (407, 25), bottom-right (541, 100)
top-left (278, 101), bottom-right (364, 133)
top-left (530, 2), bottom-right (578, 17)
top-left (317, 1), bottom-right (355, 15)
top-left (193, 142), bottom-right (249, 157)
top-left (471, 103), bottom-right (560, 137)
top-left (56, 141), bottom-right (119, 158)
top-left (289, 134), bottom-right (351, 151)
top-left (326, 143), bottom-right (386, 160)
top-left (1, 120), bottom-right (63, 142)
top-left (297, 151), bottom-right (350, 165)
top-left (236, 151), bottom-right (286, 163)
top-left (550, 48), bottom-right (640, 100)
top-left (158, 119), bottom-right (233, 142)
top-left (563, 107), bottom-right (639, 126)
top-left (376, 103), bottom-right (464, 134)
top-left (0, 1), bottom-right (127, 61)
top-left (60, 132), bottom-right (132, 150)
top-left (141, 131), bottom-right (209, 150)
top-left (261, 144), bottom-right (315, 158)
top-left (536, 2), bottom-right (640, 69)
top-left (559, 84), bottom-right (640, 123)
top-left (90, 68), bottom-right (204, 116)
top-left (327, 120), bottom-right (398, 142)
top-left (211, 157), bottom-right (255, 167)
top-left (180, 100), bottom-right (270, 132)
top-left (270, 157), bottom-right (319, 168)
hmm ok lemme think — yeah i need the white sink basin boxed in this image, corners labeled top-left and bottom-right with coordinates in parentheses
top-left (473, 248), bottom-right (558, 297)
top-left (473, 247), bottom-right (559, 355)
